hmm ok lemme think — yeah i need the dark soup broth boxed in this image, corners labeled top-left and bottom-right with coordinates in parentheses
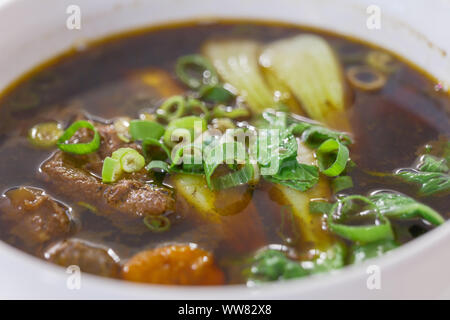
top-left (0, 21), bottom-right (449, 285)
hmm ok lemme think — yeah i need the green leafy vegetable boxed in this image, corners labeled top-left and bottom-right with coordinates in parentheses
top-left (396, 170), bottom-right (450, 196)
top-left (369, 191), bottom-right (444, 225)
top-left (264, 159), bottom-right (319, 192)
top-left (248, 250), bottom-right (309, 282)
top-left (332, 175), bottom-right (354, 193)
top-left (248, 244), bottom-right (346, 283)
top-left (394, 148), bottom-right (450, 196)
top-left (418, 155), bottom-right (448, 173)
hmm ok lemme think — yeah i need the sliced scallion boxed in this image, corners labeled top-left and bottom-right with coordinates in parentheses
top-left (156, 95), bottom-right (186, 122)
top-left (175, 54), bottom-right (219, 90)
top-left (28, 122), bottom-right (63, 148)
top-left (102, 157), bottom-right (122, 183)
top-left (57, 120), bottom-right (100, 155)
top-left (317, 139), bottom-right (349, 177)
top-left (129, 120), bottom-right (165, 141)
top-left (143, 215), bottom-right (171, 233)
top-left (327, 195), bottom-right (394, 243)
top-left (163, 116), bottom-right (206, 148)
top-left (199, 84), bottom-right (234, 103)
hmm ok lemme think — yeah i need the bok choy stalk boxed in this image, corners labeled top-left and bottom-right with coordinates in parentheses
top-left (203, 40), bottom-right (299, 114)
top-left (260, 35), bottom-right (346, 126)
top-left (171, 174), bottom-right (266, 253)
top-left (275, 177), bottom-right (336, 251)
top-left (269, 137), bottom-right (337, 250)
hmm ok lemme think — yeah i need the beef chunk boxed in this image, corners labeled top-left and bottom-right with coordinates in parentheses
top-left (44, 239), bottom-right (120, 277)
top-left (0, 187), bottom-right (72, 249)
top-left (39, 120), bottom-right (174, 222)
top-left (40, 151), bottom-right (174, 219)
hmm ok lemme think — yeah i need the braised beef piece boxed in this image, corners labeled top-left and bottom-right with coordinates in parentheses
top-left (40, 122), bottom-right (175, 220)
top-left (0, 187), bottom-right (72, 250)
top-left (44, 239), bottom-right (120, 277)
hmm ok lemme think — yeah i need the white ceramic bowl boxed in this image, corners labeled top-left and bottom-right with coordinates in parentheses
top-left (0, 0), bottom-right (449, 299)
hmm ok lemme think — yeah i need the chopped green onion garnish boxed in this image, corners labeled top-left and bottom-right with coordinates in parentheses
top-left (170, 143), bottom-right (204, 174)
top-left (112, 147), bottom-right (145, 173)
top-left (57, 120), bottom-right (100, 155)
top-left (28, 122), bottom-right (63, 148)
top-left (186, 98), bottom-right (209, 118)
top-left (156, 95), bottom-right (186, 122)
top-left (102, 157), bottom-right (122, 183)
top-left (204, 142), bottom-right (253, 190)
top-left (199, 84), bottom-right (234, 103)
top-left (146, 160), bottom-right (170, 173)
top-left (175, 54), bottom-right (219, 89)
top-left (163, 116), bottom-right (206, 148)
top-left (143, 215), bottom-right (171, 233)
top-left (142, 138), bottom-right (171, 161)
top-left (121, 150), bottom-right (145, 173)
top-left (129, 119), bottom-right (165, 141)
top-left (113, 117), bottom-right (132, 143)
top-left (317, 138), bottom-right (349, 177)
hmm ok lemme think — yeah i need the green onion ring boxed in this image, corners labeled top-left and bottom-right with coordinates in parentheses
top-left (204, 142), bottom-right (253, 190)
top-left (163, 116), bottom-right (206, 148)
top-left (142, 138), bottom-right (171, 161)
top-left (317, 138), bottom-right (349, 177)
top-left (57, 120), bottom-right (100, 155)
top-left (175, 54), bottom-right (219, 89)
top-left (327, 195), bottom-right (394, 243)
top-left (186, 98), bottom-right (210, 118)
top-left (146, 160), bottom-right (170, 173)
top-left (143, 215), bottom-right (171, 233)
top-left (102, 157), bottom-right (122, 183)
top-left (156, 96), bottom-right (186, 122)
